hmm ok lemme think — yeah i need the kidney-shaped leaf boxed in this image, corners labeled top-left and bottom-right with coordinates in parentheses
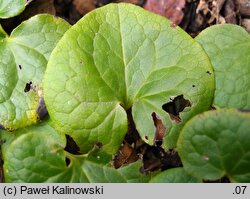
top-left (1, 122), bottom-right (150, 182)
top-left (0, 0), bottom-right (26, 18)
top-left (0, 14), bottom-right (70, 131)
top-left (43, 3), bottom-right (214, 153)
top-left (1, 122), bottom-right (67, 182)
top-left (196, 24), bottom-right (250, 109)
top-left (149, 167), bottom-right (201, 183)
top-left (178, 109), bottom-right (250, 182)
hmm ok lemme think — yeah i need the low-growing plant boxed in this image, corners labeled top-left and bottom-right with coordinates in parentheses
top-left (0, 0), bottom-right (27, 19)
top-left (0, 3), bottom-right (249, 183)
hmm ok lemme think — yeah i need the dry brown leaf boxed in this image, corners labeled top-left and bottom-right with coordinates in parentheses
top-left (196, 0), bottom-right (227, 24)
top-left (143, 0), bottom-right (186, 25)
top-left (151, 112), bottom-right (167, 147)
top-left (237, 0), bottom-right (250, 17)
top-left (242, 18), bottom-right (250, 33)
top-left (113, 142), bottom-right (138, 169)
top-left (73, 0), bottom-right (96, 15)
top-left (223, 0), bottom-right (237, 24)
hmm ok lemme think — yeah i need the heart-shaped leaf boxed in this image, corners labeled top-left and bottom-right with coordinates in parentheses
top-left (196, 24), bottom-right (250, 109)
top-left (0, 0), bottom-right (26, 18)
top-left (43, 3), bottom-right (214, 154)
top-left (177, 109), bottom-right (250, 182)
top-left (1, 122), bottom-right (67, 182)
top-left (149, 167), bottom-right (202, 183)
top-left (1, 122), bottom-right (151, 182)
top-left (0, 14), bottom-right (70, 130)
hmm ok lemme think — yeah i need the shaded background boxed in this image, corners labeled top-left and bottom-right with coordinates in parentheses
top-left (0, 0), bottom-right (250, 37)
top-left (0, 0), bottom-right (249, 183)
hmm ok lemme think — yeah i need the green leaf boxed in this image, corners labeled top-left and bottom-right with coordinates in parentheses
top-left (177, 109), bottom-right (250, 182)
top-left (117, 161), bottom-right (154, 183)
top-left (43, 3), bottom-right (214, 153)
top-left (1, 122), bottom-right (67, 182)
top-left (196, 24), bottom-right (250, 109)
top-left (149, 167), bottom-right (202, 183)
top-left (0, 0), bottom-right (26, 18)
top-left (1, 123), bottom-right (150, 182)
top-left (0, 24), bottom-right (7, 38)
top-left (0, 14), bottom-right (70, 130)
